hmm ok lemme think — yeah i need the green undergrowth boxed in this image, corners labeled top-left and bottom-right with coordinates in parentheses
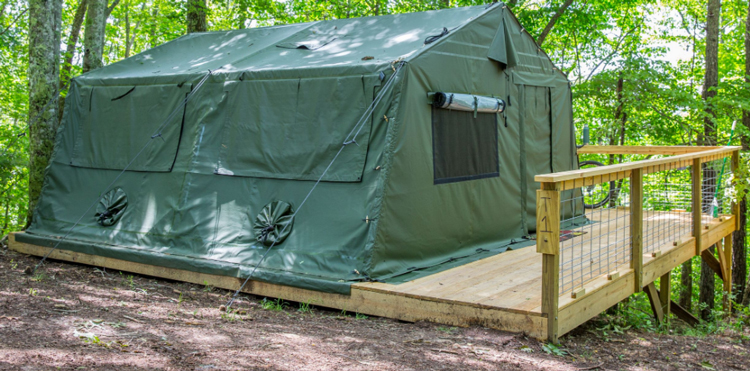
top-left (585, 290), bottom-right (750, 342)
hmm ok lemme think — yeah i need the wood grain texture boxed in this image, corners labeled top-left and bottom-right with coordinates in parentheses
top-left (644, 282), bottom-right (664, 322)
top-left (536, 188), bottom-right (560, 255)
top-left (536, 146), bottom-right (738, 185)
top-left (631, 168), bottom-right (643, 292)
top-left (9, 212), bottom-right (735, 341)
top-left (9, 233), bottom-right (547, 339)
top-left (693, 158), bottom-right (703, 255)
top-left (577, 145), bottom-right (724, 155)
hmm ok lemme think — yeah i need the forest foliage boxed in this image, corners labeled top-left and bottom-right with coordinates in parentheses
top-left (2, 0), bottom-right (750, 325)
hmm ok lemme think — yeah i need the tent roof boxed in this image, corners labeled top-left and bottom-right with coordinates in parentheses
top-left (78, 5), bottom-right (496, 83)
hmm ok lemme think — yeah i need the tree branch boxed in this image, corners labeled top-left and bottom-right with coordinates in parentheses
top-left (106, 0), bottom-right (121, 18)
top-left (537, 0), bottom-right (574, 46)
top-left (584, 29), bottom-right (633, 82)
top-left (0, 7), bottom-right (28, 37)
top-left (59, 0), bottom-right (88, 121)
top-left (0, 0), bottom-right (10, 21)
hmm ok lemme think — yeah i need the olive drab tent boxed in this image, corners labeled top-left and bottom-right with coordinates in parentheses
top-left (22, 3), bottom-right (579, 294)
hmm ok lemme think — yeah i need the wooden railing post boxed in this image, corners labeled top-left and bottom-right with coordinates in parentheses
top-left (660, 271), bottom-right (671, 317)
top-left (537, 182), bottom-right (560, 343)
top-left (692, 158), bottom-right (703, 255)
top-left (630, 168), bottom-right (643, 292)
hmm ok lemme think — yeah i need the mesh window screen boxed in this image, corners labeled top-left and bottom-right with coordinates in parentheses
top-left (432, 108), bottom-right (499, 184)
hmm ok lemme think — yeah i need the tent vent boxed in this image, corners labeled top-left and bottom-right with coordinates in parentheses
top-left (277, 35), bottom-right (338, 50)
top-left (95, 188), bottom-right (128, 226)
top-left (253, 201), bottom-right (295, 246)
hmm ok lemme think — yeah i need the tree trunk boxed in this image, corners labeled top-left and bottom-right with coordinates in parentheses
top-left (58, 0), bottom-right (88, 122)
top-left (186, 0), bottom-right (207, 34)
top-left (27, 0), bottom-right (63, 226)
top-left (735, 0), bottom-right (750, 308)
top-left (698, 0), bottom-right (721, 321)
top-left (83, 0), bottom-right (106, 73)
top-left (149, 5), bottom-right (158, 48)
top-left (702, 0), bottom-right (720, 146)
top-left (679, 259), bottom-right (692, 311)
top-left (124, 0), bottom-right (130, 58)
top-left (699, 247), bottom-right (716, 320)
top-left (734, 198), bottom-right (746, 307)
top-left (537, 0), bottom-right (574, 46)
top-left (2, 195), bottom-right (10, 237)
top-left (236, 0), bottom-right (247, 29)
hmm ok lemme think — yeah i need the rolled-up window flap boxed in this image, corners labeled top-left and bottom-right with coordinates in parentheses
top-left (430, 92), bottom-right (506, 114)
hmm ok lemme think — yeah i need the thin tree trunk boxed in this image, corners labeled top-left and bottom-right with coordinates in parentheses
top-left (83, 0), bottom-right (106, 73)
top-left (58, 0), bottom-right (88, 122)
top-left (699, 0), bottom-right (721, 321)
top-left (607, 74), bottom-right (626, 208)
top-left (125, 4), bottom-right (143, 58)
top-left (680, 259), bottom-right (693, 310)
top-left (27, 0), bottom-right (63, 226)
top-left (702, 0), bottom-right (720, 146)
top-left (124, 0), bottom-right (130, 58)
top-left (739, 0), bottom-right (750, 308)
top-left (699, 247), bottom-right (716, 320)
top-left (537, 0), bottom-right (574, 46)
top-left (186, 0), bottom-right (207, 34)
top-left (734, 198), bottom-right (746, 307)
top-left (149, 5), bottom-right (158, 48)
top-left (2, 196), bottom-right (10, 237)
top-left (236, 0), bottom-right (247, 29)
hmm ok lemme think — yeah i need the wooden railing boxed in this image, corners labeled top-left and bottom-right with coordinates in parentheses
top-left (535, 145), bottom-right (741, 342)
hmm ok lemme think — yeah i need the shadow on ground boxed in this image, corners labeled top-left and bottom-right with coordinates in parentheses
top-left (1, 246), bottom-right (749, 370)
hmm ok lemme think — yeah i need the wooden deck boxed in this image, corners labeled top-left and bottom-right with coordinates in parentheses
top-left (8, 212), bottom-right (735, 340)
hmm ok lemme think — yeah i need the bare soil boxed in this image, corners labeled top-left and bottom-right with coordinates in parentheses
top-left (1, 246), bottom-right (749, 371)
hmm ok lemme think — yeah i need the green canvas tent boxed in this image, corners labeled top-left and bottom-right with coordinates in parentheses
top-left (21, 3), bottom-right (579, 294)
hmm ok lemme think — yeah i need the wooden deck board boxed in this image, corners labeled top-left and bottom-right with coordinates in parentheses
top-left (7, 212), bottom-right (735, 340)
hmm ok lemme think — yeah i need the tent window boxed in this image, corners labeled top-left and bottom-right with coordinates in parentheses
top-left (70, 84), bottom-right (191, 172)
top-left (216, 75), bottom-right (380, 182)
top-left (432, 108), bottom-right (499, 184)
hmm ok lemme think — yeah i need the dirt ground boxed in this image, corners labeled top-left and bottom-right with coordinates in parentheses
top-left (1, 246), bottom-right (750, 371)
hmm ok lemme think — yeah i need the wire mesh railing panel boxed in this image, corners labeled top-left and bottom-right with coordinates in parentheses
top-left (558, 177), bottom-right (631, 296)
top-left (642, 164), bottom-right (694, 254)
top-left (553, 153), bottom-right (735, 297)
top-left (701, 158), bottom-right (734, 224)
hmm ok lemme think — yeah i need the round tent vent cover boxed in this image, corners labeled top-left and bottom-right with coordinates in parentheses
top-left (253, 201), bottom-right (294, 246)
top-left (95, 187), bottom-right (128, 226)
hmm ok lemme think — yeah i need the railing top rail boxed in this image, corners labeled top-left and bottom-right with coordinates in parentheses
top-left (576, 145), bottom-right (724, 155)
top-left (536, 146), bottom-right (740, 188)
